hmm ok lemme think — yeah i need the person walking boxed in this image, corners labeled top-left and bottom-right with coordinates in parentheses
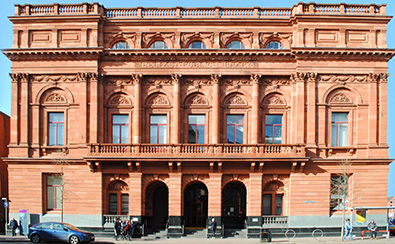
top-left (9, 218), bottom-right (18, 236)
top-left (124, 220), bottom-right (132, 241)
top-left (210, 218), bottom-right (217, 238)
top-left (113, 218), bottom-right (122, 241)
top-left (368, 219), bottom-right (377, 239)
top-left (343, 219), bottom-right (353, 241)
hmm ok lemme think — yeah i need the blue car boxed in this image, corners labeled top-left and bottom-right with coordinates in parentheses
top-left (28, 222), bottom-right (95, 244)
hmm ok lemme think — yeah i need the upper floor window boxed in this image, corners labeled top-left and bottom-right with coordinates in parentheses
top-left (227, 41), bottom-right (245, 49)
top-left (150, 115), bottom-right (167, 144)
top-left (47, 174), bottom-right (63, 211)
top-left (150, 41), bottom-right (168, 49)
top-left (189, 41), bottom-right (207, 49)
top-left (188, 115), bottom-right (205, 144)
top-left (331, 113), bottom-right (348, 147)
top-left (112, 115), bottom-right (129, 144)
top-left (226, 115), bottom-right (244, 144)
top-left (48, 112), bottom-right (64, 146)
top-left (265, 115), bottom-right (282, 144)
top-left (112, 41), bottom-right (130, 49)
top-left (265, 41), bottom-right (283, 49)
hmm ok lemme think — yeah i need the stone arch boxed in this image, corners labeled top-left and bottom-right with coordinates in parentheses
top-left (322, 85), bottom-right (362, 105)
top-left (222, 178), bottom-right (247, 228)
top-left (35, 85), bottom-right (75, 104)
top-left (183, 92), bottom-right (210, 107)
top-left (143, 178), bottom-right (169, 231)
top-left (146, 37), bottom-right (172, 49)
top-left (262, 93), bottom-right (287, 107)
top-left (105, 92), bottom-right (133, 107)
top-left (260, 89), bottom-right (290, 107)
top-left (223, 92), bottom-right (249, 107)
top-left (263, 180), bottom-right (285, 193)
top-left (106, 179), bottom-right (129, 192)
top-left (145, 92), bottom-right (171, 106)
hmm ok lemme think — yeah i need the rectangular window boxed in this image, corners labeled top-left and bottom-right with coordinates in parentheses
top-left (150, 115), bottom-right (167, 144)
top-left (226, 115), bottom-right (244, 144)
top-left (112, 114), bottom-right (129, 143)
top-left (330, 175), bottom-right (349, 211)
top-left (188, 115), bottom-right (205, 144)
top-left (265, 115), bottom-right (282, 144)
top-left (331, 113), bottom-right (348, 147)
top-left (262, 194), bottom-right (272, 215)
top-left (47, 175), bottom-right (63, 211)
top-left (48, 112), bottom-right (64, 146)
top-left (109, 193), bottom-right (117, 215)
top-left (121, 194), bottom-right (129, 215)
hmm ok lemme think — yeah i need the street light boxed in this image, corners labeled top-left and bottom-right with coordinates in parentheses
top-left (2, 197), bottom-right (7, 236)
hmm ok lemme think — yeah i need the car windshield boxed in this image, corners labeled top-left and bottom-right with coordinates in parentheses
top-left (62, 223), bottom-right (79, 231)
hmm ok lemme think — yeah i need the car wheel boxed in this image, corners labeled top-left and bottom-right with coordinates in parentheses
top-left (31, 234), bottom-right (41, 243)
top-left (69, 235), bottom-right (79, 244)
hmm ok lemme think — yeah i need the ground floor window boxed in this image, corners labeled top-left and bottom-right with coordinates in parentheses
top-left (107, 180), bottom-right (129, 215)
top-left (46, 174), bottom-right (63, 211)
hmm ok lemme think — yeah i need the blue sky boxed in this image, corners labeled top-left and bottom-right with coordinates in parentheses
top-left (0, 0), bottom-right (394, 196)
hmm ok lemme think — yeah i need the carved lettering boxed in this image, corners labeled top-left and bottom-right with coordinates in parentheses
top-left (139, 62), bottom-right (254, 69)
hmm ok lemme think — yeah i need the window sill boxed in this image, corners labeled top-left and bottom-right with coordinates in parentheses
top-left (327, 147), bottom-right (356, 156)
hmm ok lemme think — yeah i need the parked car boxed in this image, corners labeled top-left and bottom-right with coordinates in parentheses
top-left (28, 222), bottom-right (95, 244)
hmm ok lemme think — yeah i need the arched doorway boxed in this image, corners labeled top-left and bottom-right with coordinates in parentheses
top-left (262, 181), bottom-right (284, 215)
top-left (145, 181), bottom-right (168, 232)
top-left (222, 181), bottom-right (246, 229)
top-left (107, 180), bottom-right (129, 215)
top-left (184, 182), bottom-right (208, 228)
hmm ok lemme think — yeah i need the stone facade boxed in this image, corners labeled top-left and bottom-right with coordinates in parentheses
top-left (3, 2), bottom-right (394, 237)
top-left (0, 112), bottom-right (10, 234)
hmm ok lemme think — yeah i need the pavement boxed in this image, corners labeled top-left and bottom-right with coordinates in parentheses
top-left (0, 235), bottom-right (395, 244)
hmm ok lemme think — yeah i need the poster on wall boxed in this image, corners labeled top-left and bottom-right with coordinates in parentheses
top-left (356, 210), bottom-right (366, 224)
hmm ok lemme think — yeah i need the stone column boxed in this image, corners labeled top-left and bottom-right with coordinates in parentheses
top-left (306, 73), bottom-right (317, 148)
top-left (378, 73), bottom-right (388, 146)
top-left (251, 74), bottom-right (261, 144)
top-left (133, 74), bottom-right (143, 143)
top-left (89, 73), bottom-right (99, 143)
top-left (9, 74), bottom-right (19, 146)
top-left (129, 172), bottom-right (143, 222)
top-left (368, 73), bottom-right (379, 146)
top-left (211, 74), bottom-right (221, 144)
top-left (247, 173), bottom-right (263, 237)
top-left (78, 73), bottom-right (88, 144)
top-left (20, 73), bottom-right (29, 157)
top-left (291, 73), bottom-right (306, 144)
top-left (208, 173), bottom-right (222, 227)
top-left (172, 74), bottom-right (182, 144)
top-left (168, 173), bottom-right (182, 237)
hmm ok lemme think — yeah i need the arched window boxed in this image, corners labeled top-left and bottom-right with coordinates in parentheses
top-left (227, 41), bottom-right (245, 49)
top-left (112, 41), bottom-right (130, 49)
top-left (189, 41), bottom-right (207, 49)
top-left (150, 41), bottom-right (168, 49)
top-left (265, 41), bottom-right (283, 49)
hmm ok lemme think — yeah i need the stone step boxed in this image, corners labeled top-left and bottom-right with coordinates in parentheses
top-left (184, 228), bottom-right (207, 238)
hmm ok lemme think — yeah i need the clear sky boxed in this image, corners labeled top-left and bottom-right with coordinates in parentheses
top-left (0, 0), bottom-right (394, 196)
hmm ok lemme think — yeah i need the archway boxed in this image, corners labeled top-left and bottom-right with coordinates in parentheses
top-left (184, 182), bottom-right (208, 228)
top-left (222, 181), bottom-right (246, 229)
top-left (106, 180), bottom-right (129, 215)
top-left (145, 181), bottom-right (168, 232)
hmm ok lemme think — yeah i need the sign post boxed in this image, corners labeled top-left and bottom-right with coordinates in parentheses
top-left (2, 198), bottom-right (7, 236)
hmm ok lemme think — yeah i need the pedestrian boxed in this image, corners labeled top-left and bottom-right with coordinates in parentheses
top-left (130, 219), bottom-right (136, 239)
top-left (124, 220), bottom-right (132, 241)
top-left (9, 218), bottom-right (18, 236)
top-left (113, 218), bottom-right (121, 241)
top-left (368, 219), bottom-right (377, 239)
top-left (210, 218), bottom-right (217, 238)
top-left (343, 219), bottom-right (353, 241)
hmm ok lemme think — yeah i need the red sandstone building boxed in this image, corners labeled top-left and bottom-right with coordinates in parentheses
top-left (0, 112), bottom-right (10, 234)
top-left (3, 2), bottom-right (394, 238)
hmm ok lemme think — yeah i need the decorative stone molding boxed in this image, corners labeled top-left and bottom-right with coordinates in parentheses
top-left (147, 94), bottom-right (170, 105)
top-left (263, 180), bottom-right (284, 193)
top-left (185, 94), bottom-right (209, 106)
top-left (145, 77), bottom-right (173, 86)
top-left (220, 32), bottom-right (253, 47)
top-left (184, 77), bottom-right (212, 86)
top-left (107, 180), bottom-right (129, 191)
top-left (105, 32), bottom-right (136, 48)
top-left (225, 94), bottom-right (247, 105)
top-left (259, 32), bottom-right (292, 48)
top-left (263, 95), bottom-right (285, 105)
top-left (317, 74), bottom-right (368, 83)
top-left (45, 92), bottom-right (67, 103)
top-left (379, 73), bottom-right (389, 83)
top-left (251, 74), bottom-right (262, 84)
top-left (132, 73), bottom-right (143, 84)
top-left (109, 94), bottom-right (132, 106)
top-left (142, 32), bottom-right (175, 48)
top-left (329, 93), bottom-right (351, 103)
top-left (77, 72), bottom-right (89, 82)
top-left (180, 32), bottom-right (214, 47)
top-left (261, 77), bottom-right (292, 86)
top-left (105, 76), bottom-right (133, 86)
top-left (171, 73), bottom-right (182, 84)
top-left (291, 72), bottom-right (308, 83)
top-left (33, 74), bottom-right (79, 83)
top-left (211, 73), bottom-right (222, 84)
top-left (223, 77), bottom-right (250, 86)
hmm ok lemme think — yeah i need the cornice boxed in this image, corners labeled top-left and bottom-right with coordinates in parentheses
top-left (2, 48), bottom-right (103, 61)
top-left (292, 48), bottom-right (395, 61)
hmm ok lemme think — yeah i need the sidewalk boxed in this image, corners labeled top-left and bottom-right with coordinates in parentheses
top-left (0, 235), bottom-right (394, 243)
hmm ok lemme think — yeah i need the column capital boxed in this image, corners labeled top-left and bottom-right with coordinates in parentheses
top-left (171, 73), bottom-right (182, 84)
top-left (132, 73), bottom-right (143, 84)
top-left (251, 74), bottom-right (262, 84)
top-left (77, 72), bottom-right (89, 81)
top-left (211, 73), bottom-right (222, 84)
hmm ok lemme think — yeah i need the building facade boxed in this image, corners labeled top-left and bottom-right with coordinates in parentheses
top-left (0, 112), bottom-right (10, 234)
top-left (3, 2), bottom-right (394, 237)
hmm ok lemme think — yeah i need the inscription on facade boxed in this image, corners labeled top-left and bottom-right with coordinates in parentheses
top-left (139, 62), bottom-right (255, 69)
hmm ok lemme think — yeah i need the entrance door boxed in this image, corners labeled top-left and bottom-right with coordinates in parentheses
top-left (145, 181), bottom-right (168, 232)
top-left (263, 194), bottom-right (283, 215)
top-left (184, 182), bottom-right (208, 228)
top-left (222, 181), bottom-right (246, 229)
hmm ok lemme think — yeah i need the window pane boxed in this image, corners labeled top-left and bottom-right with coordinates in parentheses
top-left (159, 125), bottom-right (167, 144)
top-left (197, 125), bottom-right (205, 144)
top-left (112, 42), bottom-right (130, 49)
top-left (150, 41), bottom-right (168, 49)
top-left (57, 124), bottom-right (64, 146)
top-left (227, 41), bottom-right (244, 49)
top-left (113, 125), bottom-right (120, 144)
top-left (265, 126), bottom-right (273, 144)
top-left (49, 124), bottom-right (57, 146)
top-left (113, 115), bottom-right (128, 124)
top-left (150, 125), bottom-right (158, 144)
top-left (121, 125), bottom-right (128, 143)
top-left (48, 175), bottom-right (62, 185)
top-left (227, 115), bottom-right (243, 125)
top-left (188, 125), bottom-right (196, 144)
top-left (150, 115), bottom-right (167, 124)
top-left (266, 115), bottom-right (282, 125)
top-left (189, 41), bottom-right (206, 49)
top-left (121, 194), bottom-right (129, 215)
top-left (109, 194), bottom-right (117, 215)
top-left (331, 124), bottom-right (339, 147)
top-left (188, 115), bottom-right (205, 124)
top-left (49, 113), bottom-right (64, 122)
top-left (332, 113), bottom-right (348, 122)
top-left (236, 125), bottom-right (243, 144)
top-left (47, 186), bottom-right (55, 209)
top-left (226, 125), bottom-right (234, 144)
top-left (340, 124), bottom-right (348, 146)
top-left (274, 125), bottom-right (282, 144)
top-left (263, 194), bottom-right (272, 215)
top-left (265, 42), bottom-right (283, 49)
top-left (56, 186), bottom-right (63, 209)
top-left (275, 195), bottom-right (283, 215)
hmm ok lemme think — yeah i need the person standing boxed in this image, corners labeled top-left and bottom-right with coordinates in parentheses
top-left (210, 218), bottom-right (217, 238)
top-left (343, 219), bottom-right (353, 241)
top-left (9, 218), bottom-right (18, 236)
top-left (113, 218), bottom-right (121, 240)
top-left (368, 219), bottom-right (377, 239)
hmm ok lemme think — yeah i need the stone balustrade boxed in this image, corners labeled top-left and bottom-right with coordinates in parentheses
top-left (14, 3), bottom-right (385, 18)
top-left (88, 143), bottom-right (306, 157)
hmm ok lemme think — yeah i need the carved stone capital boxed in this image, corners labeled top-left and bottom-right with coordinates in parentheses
top-left (10, 73), bottom-right (19, 83)
top-left (171, 73), bottom-right (182, 84)
top-left (211, 73), bottom-right (222, 84)
top-left (379, 73), bottom-right (389, 83)
top-left (368, 73), bottom-right (380, 83)
top-left (132, 73), bottom-right (143, 84)
top-left (77, 72), bottom-right (89, 82)
top-left (291, 72), bottom-right (307, 83)
top-left (251, 74), bottom-right (262, 84)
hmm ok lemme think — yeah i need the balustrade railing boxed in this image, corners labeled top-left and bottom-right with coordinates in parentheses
top-left (103, 215), bottom-right (130, 225)
top-left (14, 3), bottom-right (385, 17)
top-left (89, 143), bottom-right (305, 157)
top-left (262, 215), bottom-right (288, 226)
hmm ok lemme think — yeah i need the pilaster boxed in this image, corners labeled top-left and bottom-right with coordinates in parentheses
top-left (368, 73), bottom-right (379, 146)
top-left (20, 73), bottom-right (29, 149)
top-left (306, 73), bottom-right (317, 148)
top-left (211, 74), bottom-right (221, 144)
top-left (9, 74), bottom-right (19, 146)
top-left (251, 74), bottom-right (261, 144)
top-left (172, 74), bottom-right (182, 144)
top-left (78, 73), bottom-right (88, 144)
top-left (129, 172), bottom-right (142, 217)
top-left (133, 74), bottom-right (143, 144)
top-left (378, 73), bottom-right (388, 146)
top-left (89, 73), bottom-right (99, 143)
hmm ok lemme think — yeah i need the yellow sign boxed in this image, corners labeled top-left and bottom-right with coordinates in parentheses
top-left (356, 210), bottom-right (366, 224)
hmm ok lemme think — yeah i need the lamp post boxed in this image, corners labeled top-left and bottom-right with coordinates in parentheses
top-left (2, 198), bottom-right (7, 236)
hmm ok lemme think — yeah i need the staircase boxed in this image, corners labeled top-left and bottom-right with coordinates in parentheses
top-left (224, 228), bottom-right (248, 238)
top-left (143, 229), bottom-right (168, 240)
top-left (184, 228), bottom-right (207, 238)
